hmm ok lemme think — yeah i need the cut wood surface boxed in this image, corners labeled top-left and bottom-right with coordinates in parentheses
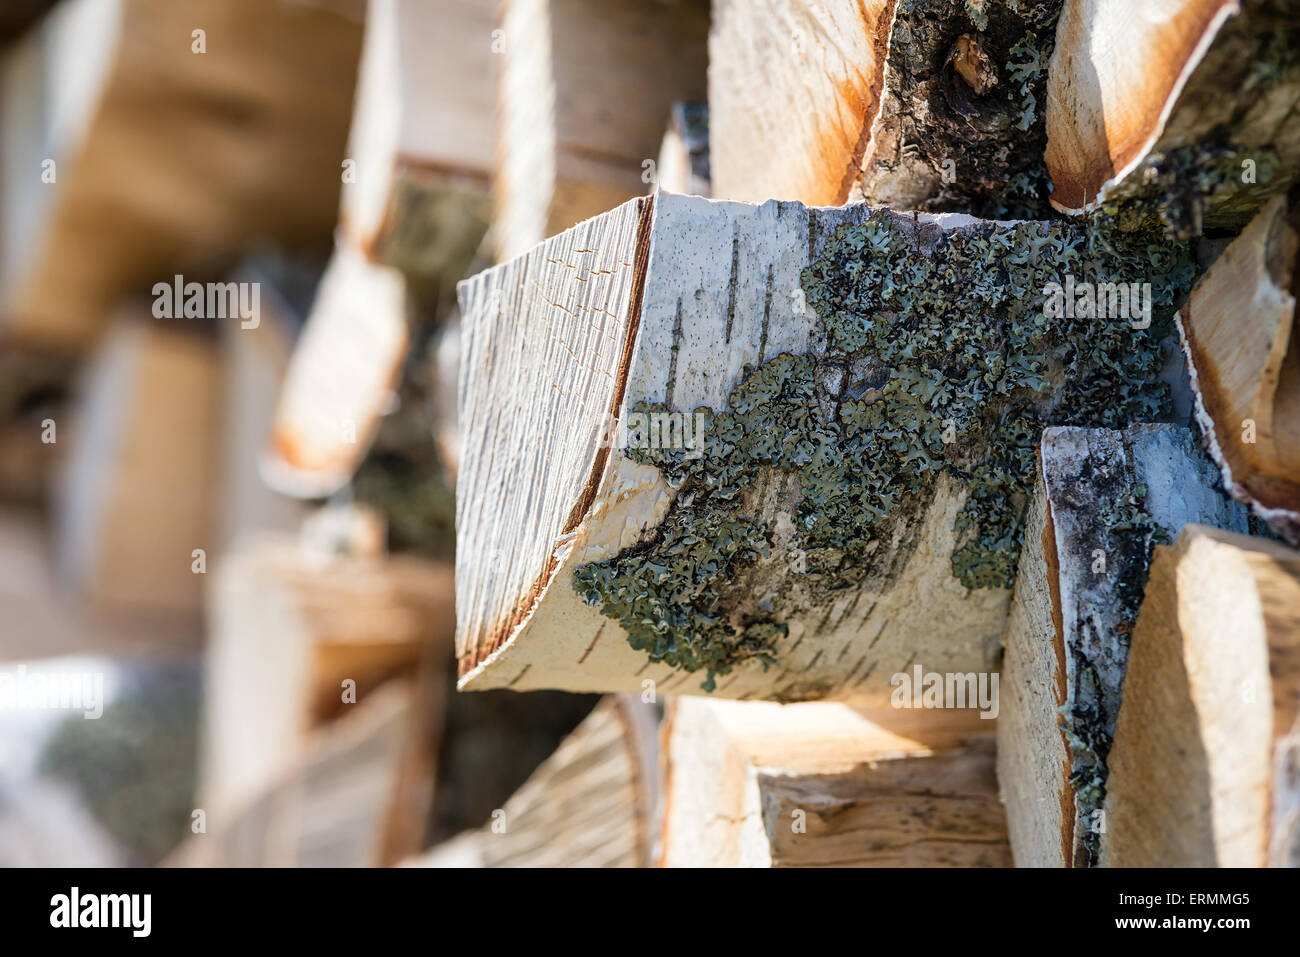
top-left (494, 0), bottom-right (708, 261)
top-left (477, 695), bottom-right (659, 868)
top-left (1178, 197), bottom-right (1300, 542)
top-left (708, 0), bottom-right (1061, 216)
top-left (659, 697), bottom-right (1008, 867)
top-left (998, 424), bottom-right (1247, 867)
top-left (52, 318), bottom-right (221, 626)
top-left (1099, 524), bottom-right (1300, 867)
top-left (456, 190), bottom-right (1194, 701)
top-left (198, 531), bottom-right (454, 819)
top-left (1046, 0), bottom-right (1300, 228)
top-left (0, 0), bottom-right (362, 348)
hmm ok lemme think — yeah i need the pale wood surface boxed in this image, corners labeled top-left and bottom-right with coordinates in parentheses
top-left (998, 425), bottom-right (1246, 866)
top-left (1100, 525), bottom-right (1300, 867)
top-left (1179, 197), bottom-right (1300, 541)
top-left (494, 0), bottom-right (708, 260)
top-left (659, 697), bottom-right (1005, 867)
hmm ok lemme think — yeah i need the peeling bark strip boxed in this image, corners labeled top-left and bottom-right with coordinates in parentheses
top-left (1046, 0), bottom-right (1300, 232)
top-left (708, 0), bottom-right (1062, 217)
top-left (1100, 525), bottom-right (1300, 867)
top-left (494, 0), bottom-right (709, 262)
top-left (456, 190), bottom-right (1196, 700)
top-left (659, 698), bottom-right (1007, 867)
top-left (997, 425), bottom-right (1247, 868)
top-left (1178, 197), bottom-right (1300, 542)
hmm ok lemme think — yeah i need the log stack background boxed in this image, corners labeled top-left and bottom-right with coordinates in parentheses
top-left (0, 0), bottom-right (1296, 869)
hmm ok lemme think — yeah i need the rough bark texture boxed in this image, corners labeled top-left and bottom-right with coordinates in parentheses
top-left (456, 190), bottom-right (1196, 702)
top-left (709, 0), bottom-right (1063, 218)
top-left (998, 425), bottom-right (1247, 867)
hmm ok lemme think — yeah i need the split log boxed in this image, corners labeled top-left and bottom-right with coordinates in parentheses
top-left (455, 190), bottom-right (1195, 701)
top-left (707, 0), bottom-right (1061, 216)
top-left (655, 102), bottom-right (710, 198)
top-left (176, 679), bottom-right (435, 867)
top-left (659, 698), bottom-right (1008, 867)
top-left (1045, 0), bottom-right (1300, 232)
top-left (478, 695), bottom-right (659, 868)
top-left (997, 424), bottom-right (1247, 868)
top-left (1177, 197), bottom-right (1300, 542)
top-left (494, 0), bottom-right (709, 261)
top-left (0, 0), bottom-right (362, 349)
top-left (51, 318), bottom-right (221, 626)
top-left (262, 0), bottom-right (495, 497)
top-left (198, 525), bottom-right (453, 818)
top-left (1099, 524), bottom-right (1300, 867)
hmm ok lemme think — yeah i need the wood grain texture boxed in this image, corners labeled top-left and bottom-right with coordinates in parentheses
top-left (1046, 0), bottom-right (1300, 222)
top-left (478, 695), bottom-right (658, 868)
top-left (659, 696), bottom-right (1004, 867)
top-left (1178, 197), bottom-right (1300, 541)
top-left (998, 425), bottom-right (1247, 866)
top-left (494, 0), bottom-right (708, 260)
top-left (1099, 525), bottom-right (1300, 867)
top-left (708, 0), bottom-right (895, 206)
top-left (460, 193), bottom-right (1097, 701)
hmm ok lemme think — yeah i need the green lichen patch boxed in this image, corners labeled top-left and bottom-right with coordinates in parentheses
top-left (575, 210), bottom-right (1195, 691)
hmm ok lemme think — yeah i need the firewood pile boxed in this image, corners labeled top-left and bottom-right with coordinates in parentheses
top-left (0, 0), bottom-right (1296, 869)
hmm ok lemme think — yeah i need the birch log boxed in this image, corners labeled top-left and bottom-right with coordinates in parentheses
top-left (997, 424), bottom-right (1247, 868)
top-left (708, 0), bottom-right (1061, 216)
top-left (455, 190), bottom-right (1195, 701)
top-left (659, 698), bottom-right (1008, 867)
top-left (494, 0), bottom-right (708, 261)
top-left (1099, 524), bottom-right (1300, 867)
top-left (1045, 0), bottom-right (1300, 231)
top-left (0, 0), bottom-right (361, 348)
top-left (262, 0), bottom-right (494, 497)
top-left (1177, 197), bottom-right (1300, 543)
